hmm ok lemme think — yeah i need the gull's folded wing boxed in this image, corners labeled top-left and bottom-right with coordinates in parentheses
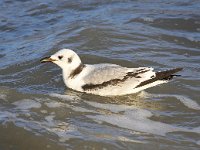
top-left (82, 64), bottom-right (155, 90)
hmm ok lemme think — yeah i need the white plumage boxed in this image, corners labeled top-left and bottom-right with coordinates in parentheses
top-left (41, 49), bottom-right (182, 96)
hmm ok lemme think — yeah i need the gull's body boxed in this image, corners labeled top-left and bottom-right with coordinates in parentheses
top-left (41, 49), bottom-right (182, 96)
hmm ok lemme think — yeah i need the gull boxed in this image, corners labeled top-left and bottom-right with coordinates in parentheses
top-left (41, 49), bottom-right (182, 96)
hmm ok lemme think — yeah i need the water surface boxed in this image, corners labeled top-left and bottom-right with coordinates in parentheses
top-left (0, 0), bottom-right (200, 149)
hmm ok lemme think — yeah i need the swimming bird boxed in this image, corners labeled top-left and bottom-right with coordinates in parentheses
top-left (40, 49), bottom-right (182, 96)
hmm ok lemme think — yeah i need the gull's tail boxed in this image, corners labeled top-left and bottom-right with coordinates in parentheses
top-left (136, 68), bottom-right (183, 88)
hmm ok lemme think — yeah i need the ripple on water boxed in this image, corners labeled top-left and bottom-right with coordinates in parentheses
top-left (0, 89), bottom-right (199, 148)
top-left (13, 99), bottom-right (41, 110)
top-left (86, 102), bottom-right (191, 136)
top-left (151, 94), bottom-right (200, 110)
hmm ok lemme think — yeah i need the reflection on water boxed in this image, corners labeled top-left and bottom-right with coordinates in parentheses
top-left (0, 0), bottom-right (200, 149)
top-left (0, 88), bottom-right (200, 149)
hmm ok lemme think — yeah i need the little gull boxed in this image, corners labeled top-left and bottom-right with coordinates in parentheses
top-left (41, 49), bottom-right (182, 96)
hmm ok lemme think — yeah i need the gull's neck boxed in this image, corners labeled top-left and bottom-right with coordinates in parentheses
top-left (69, 63), bottom-right (85, 79)
top-left (62, 63), bottom-right (85, 81)
top-left (62, 63), bottom-right (86, 90)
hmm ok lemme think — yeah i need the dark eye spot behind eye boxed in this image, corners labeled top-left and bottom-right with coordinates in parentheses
top-left (68, 57), bottom-right (72, 63)
top-left (58, 55), bottom-right (63, 60)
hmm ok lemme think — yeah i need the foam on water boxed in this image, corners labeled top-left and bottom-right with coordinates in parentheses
top-left (49, 93), bottom-right (80, 102)
top-left (45, 101), bottom-right (67, 108)
top-left (116, 136), bottom-right (146, 144)
top-left (0, 88), bottom-right (10, 102)
top-left (45, 99), bottom-right (94, 113)
top-left (71, 106), bottom-right (95, 113)
top-left (86, 102), bottom-right (198, 136)
top-left (86, 101), bottom-right (137, 113)
top-left (174, 95), bottom-right (200, 110)
top-left (0, 94), bottom-right (7, 101)
top-left (137, 91), bottom-right (151, 99)
top-left (88, 110), bottom-right (179, 136)
top-left (142, 17), bottom-right (154, 22)
top-left (0, 107), bottom-right (81, 142)
top-left (151, 94), bottom-right (200, 110)
top-left (196, 140), bottom-right (200, 146)
top-left (13, 99), bottom-right (41, 110)
top-left (0, 111), bottom-right (17, 123)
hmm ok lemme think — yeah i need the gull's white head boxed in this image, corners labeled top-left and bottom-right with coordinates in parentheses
top-left (41, 49), bottom-right (82, 72)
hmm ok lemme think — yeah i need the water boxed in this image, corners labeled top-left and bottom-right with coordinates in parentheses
top-left (0, 0), bottom-right (200, 149)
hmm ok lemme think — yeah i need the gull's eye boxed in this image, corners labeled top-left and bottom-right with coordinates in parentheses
top-left (58, 55), bottom-right (63, 60)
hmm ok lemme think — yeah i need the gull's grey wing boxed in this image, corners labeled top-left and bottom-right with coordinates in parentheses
top-left (83, 64), bottom-right (154, 86)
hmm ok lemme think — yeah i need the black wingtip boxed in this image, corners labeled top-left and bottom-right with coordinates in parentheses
top-left (156, 67), bottom-right (183, 80)
top-left (135, 67), bottom-right (183, 88)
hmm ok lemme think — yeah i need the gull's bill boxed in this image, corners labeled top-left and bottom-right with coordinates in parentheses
top-left (40, 57), bottom-right (56, 63)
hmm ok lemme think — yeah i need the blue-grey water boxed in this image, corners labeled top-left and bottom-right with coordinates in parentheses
top-left (0, 0), bottom-right (200, 149)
